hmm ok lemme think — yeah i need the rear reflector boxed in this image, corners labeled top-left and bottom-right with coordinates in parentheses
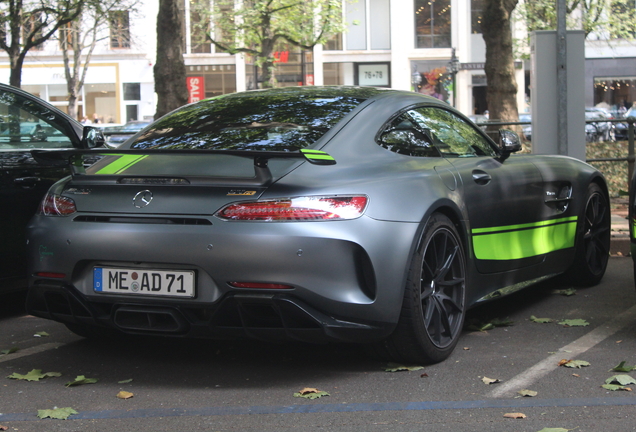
top-left (215, 195), bottom-right (368, 221)
top-left (35, 272), bottom-right (66, 279)
top-left (229, 282), bottom-right (293, 290)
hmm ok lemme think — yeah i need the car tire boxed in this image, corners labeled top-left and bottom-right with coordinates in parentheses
top-left (563, 183), bottom-right (610, 286)
top-left (372, 213), bottom-right (466, 364)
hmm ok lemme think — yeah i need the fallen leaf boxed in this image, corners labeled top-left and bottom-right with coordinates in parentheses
top-left (0, 347), bottom-right (18, 355)
top-left (118, 378), bottom-right (133, 384)
top-left (558, 319), bottom-right (589, 327)
top-left (552, 288), bottom-right (577, 296)
top-left (572, 373), bottom-right (580, 377)
top-left (463, 347), bottom-right (470, 350)
top-left (293, 388), bottom-right (330, 399)
top-left (37, 407), bottom-right (78, 420)
top-left (7, 369), bottom-right (61, 381)
top-left (517, 389), bottom-right (537, 397)
top-left (482, 377), bottom-right (500, 384)
top-left (117, 391), bottom-right (134, 399)
top-left (558, 359), bottom-right (570, 366)
top-left (0, 424), bottom-right (7, 431)
top-left (65, 375), bottom-right (98, 387)
top-left (384, 363), bottom-right (424, 372)
top-left (420, 373), bottom-right (429, 378)
top-left (530, 316), bottom-right (552, 323)
top-left (611, 361), bottom-right (636, 372)
top-left (33, 331), bottom-right (49, 337)
top-left (605, 374), bottom-right (636, 386)
top-left (562, 360), bottom-right (590, 369)
top-left (504, 412), bottom-right (527, 419)
top-left (602, 383), bottom-right (628, 391)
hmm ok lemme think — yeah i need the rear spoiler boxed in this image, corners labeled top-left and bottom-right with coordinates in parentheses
top-left (31, 148), bottom-right (336, 186)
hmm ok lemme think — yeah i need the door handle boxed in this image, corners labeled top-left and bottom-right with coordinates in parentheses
top-left (472, 170), bottom-right (491, 185)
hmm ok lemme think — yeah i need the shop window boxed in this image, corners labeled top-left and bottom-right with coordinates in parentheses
top-left (414, 0), bottom-right (451, 48)
top-left (186, 65), bottom-right (236, 97)
top-left (109, 11), bottom-right (131, 49)
top-left (84, 83), bottom-right (117, 124)
top-left (594, 77), bottom-right (636, 116)
top-left (126, 105), bottom-right (138, 121)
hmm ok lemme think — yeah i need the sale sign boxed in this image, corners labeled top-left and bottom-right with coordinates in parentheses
top-left (186, 76), bottom-right (205, 103)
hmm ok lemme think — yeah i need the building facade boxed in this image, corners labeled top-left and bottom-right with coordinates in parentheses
top-left (0, 0), bottom-right (634, 124)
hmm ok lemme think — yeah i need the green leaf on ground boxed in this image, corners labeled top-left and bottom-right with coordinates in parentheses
top-left (552, 288), bottom-right (577, 296)
top-left (384, 363), bottom-right (424, 372)
top-left (467, 317), bottom-right (513, 332)
top-left (1, 347), bottom-right (19, 355)
top-left (518, 389), bottom-right (538, 397)
top-left (65, 375), bottom-right (98, 387)
top-left (611, 361), bottom-right (636, 372)
top-left (601, 383), bottom-right (630, 391)
top-left (7, 369), bottom-right (61, 381)
top-left (605, 374), bottom-right (636, 386)
top-left (563, 360), bottom-right (591, 369)
top-left (558, 319), bottom-right (589, 327)
top-left (530, 316), bottom-right (552, 323)
top-left (482, 377), bottom-right (501, 384)
top-left (33, 331), bottom-right (49, 337)
top-left (37, 407), bottom-right (78, 420)
top-left (293, 387), bottom-right (330, 399)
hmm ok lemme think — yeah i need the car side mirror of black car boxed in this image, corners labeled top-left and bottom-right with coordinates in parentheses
top-left (82, 126), bottom-right (106, 149)
top-left (497, 129), bottom-right (522, 162)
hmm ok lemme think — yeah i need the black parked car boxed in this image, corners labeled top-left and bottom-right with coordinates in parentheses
top-left (0, 84), bottom-right (104, 293)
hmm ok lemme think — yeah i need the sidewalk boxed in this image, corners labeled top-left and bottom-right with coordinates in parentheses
top-left (610, 197), bottom-right (630, 256)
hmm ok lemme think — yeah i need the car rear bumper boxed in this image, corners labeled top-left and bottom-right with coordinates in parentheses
top-left (26, 282), bottom-right (394, 343)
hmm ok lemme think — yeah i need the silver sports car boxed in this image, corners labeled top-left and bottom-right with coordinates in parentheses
top-left (27, 86), bottom-right (610, 364)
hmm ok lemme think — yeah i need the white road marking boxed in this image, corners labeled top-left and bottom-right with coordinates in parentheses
top-left (0, 342), bottom-right (63, 364)
top-left (488, 303), bottom-right (636, 398)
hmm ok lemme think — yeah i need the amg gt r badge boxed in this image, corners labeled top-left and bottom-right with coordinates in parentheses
top-left (227, 190), bottom-right (257, 196)
top-left (133, 190), bottom-right (153, 208)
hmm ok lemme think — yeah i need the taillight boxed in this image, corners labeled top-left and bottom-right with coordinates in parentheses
top-left (39, 193), bottom-right (77, 216)
top-left (215, 195), bottom-right (368, 221)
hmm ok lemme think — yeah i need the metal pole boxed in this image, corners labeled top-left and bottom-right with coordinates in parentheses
top-left (628, 118), bottom-right (635, 188)
top-left (557, 0), bottom-right (567, 155)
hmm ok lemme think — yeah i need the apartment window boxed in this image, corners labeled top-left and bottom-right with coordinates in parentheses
top-left (123, 83), bottom-right (141, 101)
top-left (190, 8), bottom-right (211, 53)
top-left (58, 21), bottom-right (77, 49)
top-left (414, 0), bottom-right (451, 48)
top-left (109, 11), bottom-right (131, 49)
top-left (471, 0), bottom-right (484, 34)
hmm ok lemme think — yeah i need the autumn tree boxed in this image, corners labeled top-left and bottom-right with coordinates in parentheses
top-left (0, 0), bottom-right (84, 87)
top-left (482, 0), bottom-right (520, 126)
top-left (154, 0), bottom-right (188, 119)
top-left (58, 0), bottom-right (139, 120)
top-left (192, 0), bottom-right (345, 88)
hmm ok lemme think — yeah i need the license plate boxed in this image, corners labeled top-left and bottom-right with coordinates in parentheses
top-left (93, 267), bottom-right (195, 298)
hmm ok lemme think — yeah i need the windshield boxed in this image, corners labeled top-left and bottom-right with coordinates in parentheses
top-left (130, 88), bottom-right (371, 152)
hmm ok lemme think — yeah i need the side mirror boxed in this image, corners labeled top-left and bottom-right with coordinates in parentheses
top-left (497, 129), bottom-right (522, 162)
top-left (82, 126), bottom-right (106, 149)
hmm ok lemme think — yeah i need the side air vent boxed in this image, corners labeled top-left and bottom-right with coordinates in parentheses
top-left (74, 216), bottom-right (212, 225)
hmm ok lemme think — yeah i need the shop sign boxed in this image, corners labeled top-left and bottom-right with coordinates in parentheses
top-left (186, 76), bottom-right (205, 103)
top-left (356, 63), bottom-right (390, 87)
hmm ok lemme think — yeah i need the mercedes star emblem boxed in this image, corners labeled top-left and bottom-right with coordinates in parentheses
top-left (133, 190), bottom-right (153, 208)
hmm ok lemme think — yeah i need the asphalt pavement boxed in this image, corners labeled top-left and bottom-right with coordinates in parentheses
top-left (0, 257), bottom-right (635, 431)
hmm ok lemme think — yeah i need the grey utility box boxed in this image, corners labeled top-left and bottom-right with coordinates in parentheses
top-left (530, 30), bottom-right (586, 160)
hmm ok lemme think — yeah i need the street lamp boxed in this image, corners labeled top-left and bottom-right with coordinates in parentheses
top-left (447, 48), bottom-right (460, 106)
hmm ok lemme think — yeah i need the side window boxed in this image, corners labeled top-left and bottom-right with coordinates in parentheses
top-left (0, 91), bottom-right (74, 149)
top-left (378, 113), bottom-right (441, 157)
top-left (409, 107), bottom-right (497, 157)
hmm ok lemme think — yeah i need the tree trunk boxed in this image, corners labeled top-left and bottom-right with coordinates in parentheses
top-left (482, 0), bottom-right (519, 125)
top-left (9, 48), bottom-right (25, 88)
top-left (154, 0), bottom-right (188, 119)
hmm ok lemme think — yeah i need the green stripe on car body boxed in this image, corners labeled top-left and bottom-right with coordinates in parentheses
top-left (96, 155), bottom-right (149, 175)
top-left (300, 149), bottom-right (336, 164)
top-left (472, 216), bottom-right (578, 260)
